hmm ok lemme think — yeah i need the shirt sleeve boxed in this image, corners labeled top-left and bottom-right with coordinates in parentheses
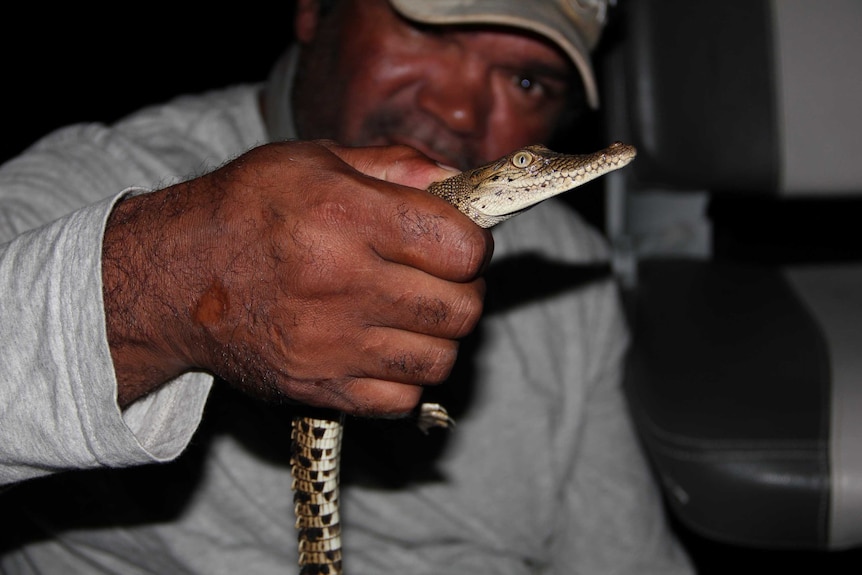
top-left (0, 92), bottom-right (265, 486)
top-left (0, 184), bottom-right (212, 486)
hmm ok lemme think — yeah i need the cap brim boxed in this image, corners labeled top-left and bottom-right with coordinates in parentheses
top-left (389, 0), bottom-right (599, 109)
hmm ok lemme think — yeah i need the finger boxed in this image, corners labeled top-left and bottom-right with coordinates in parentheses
top-left (353, 326), bottom-right (461, 386)
top-left (321, 140), bottom-right (460, 190)
top-left (351, 183), bottom-right (492, 282)
top-left (362, 261), bottom-right (486, 340)
top-left (308, 141), bottom-right (494, 281)
top-left (292, 376), bottom-right (428, 418)
top-left (275, 330), bottom-right (461, 417)
top-left (276, 305), bottom-right (467, 386)
top-left (289, 250), bottom-right (485, 341)
top-left (289, 328), bottom-right (463, 418)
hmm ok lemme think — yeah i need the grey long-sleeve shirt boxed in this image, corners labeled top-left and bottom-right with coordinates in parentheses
top-left (0, 67), bottom-right (692, 574)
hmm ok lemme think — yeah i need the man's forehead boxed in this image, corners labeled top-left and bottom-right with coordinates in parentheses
top-left (446, 26), bottom-right (575, 77)
top-left (386, 0), bottom-right (612, 109)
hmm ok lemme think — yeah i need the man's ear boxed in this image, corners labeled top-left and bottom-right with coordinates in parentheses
top-left (295, 0), bottom-right (321, 43)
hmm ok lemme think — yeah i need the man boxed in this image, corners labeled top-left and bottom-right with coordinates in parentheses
top-left (0, 0), bottom-right (693, 573)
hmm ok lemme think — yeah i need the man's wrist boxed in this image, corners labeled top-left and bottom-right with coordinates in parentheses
top-left (102, 189), bottom-right (196, 407)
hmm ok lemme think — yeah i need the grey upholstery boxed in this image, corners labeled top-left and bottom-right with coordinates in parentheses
top-left (604, 0), bottom-right (862, 550)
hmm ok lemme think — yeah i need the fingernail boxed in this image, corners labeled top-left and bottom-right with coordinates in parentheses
top-left (436, 162), bottom-right (460, 174)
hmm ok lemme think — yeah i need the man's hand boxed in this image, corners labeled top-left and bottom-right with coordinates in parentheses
top-left (102, 140), bottom-right (492, 417)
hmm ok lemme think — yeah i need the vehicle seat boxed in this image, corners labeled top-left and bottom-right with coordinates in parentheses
top-left (601, 0), bottom-right (862, 550)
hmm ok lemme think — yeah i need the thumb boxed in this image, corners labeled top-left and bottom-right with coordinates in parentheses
top-left (321, 141), bottom-right (461, 190)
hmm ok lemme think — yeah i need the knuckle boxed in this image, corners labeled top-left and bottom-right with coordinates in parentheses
top-left (404, 285), bottom-right (483, 340)
top-left (408, 295), bottom-right (450, 329)
top-left (385, 342), bottom-right (458, 386)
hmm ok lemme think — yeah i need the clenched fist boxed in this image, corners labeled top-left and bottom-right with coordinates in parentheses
top-left (103, 140), bottom-right (492, 416)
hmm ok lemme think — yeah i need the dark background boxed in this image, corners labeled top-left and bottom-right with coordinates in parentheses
top-left (1, 9), bottom-right (292, 163)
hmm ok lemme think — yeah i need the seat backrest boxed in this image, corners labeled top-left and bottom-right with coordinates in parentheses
top-left (602, 0), bottom-right (862, 551)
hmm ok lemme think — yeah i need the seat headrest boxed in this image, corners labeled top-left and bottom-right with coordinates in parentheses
top-left (615, 0), bottom-right (862, 197)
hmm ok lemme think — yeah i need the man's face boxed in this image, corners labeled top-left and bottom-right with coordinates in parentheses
top-left (292, 0), bottom-right (579, 170)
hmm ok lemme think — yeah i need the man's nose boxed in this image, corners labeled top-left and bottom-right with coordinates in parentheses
top-left (417, 58), bottom-right (490, 136)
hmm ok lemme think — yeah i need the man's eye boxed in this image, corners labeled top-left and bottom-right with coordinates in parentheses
top-left (513, 76), bottom-right (546, 97)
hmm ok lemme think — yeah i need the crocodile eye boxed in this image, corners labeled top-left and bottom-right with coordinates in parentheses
top-left (512, 151), bottom-right (532, 168)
